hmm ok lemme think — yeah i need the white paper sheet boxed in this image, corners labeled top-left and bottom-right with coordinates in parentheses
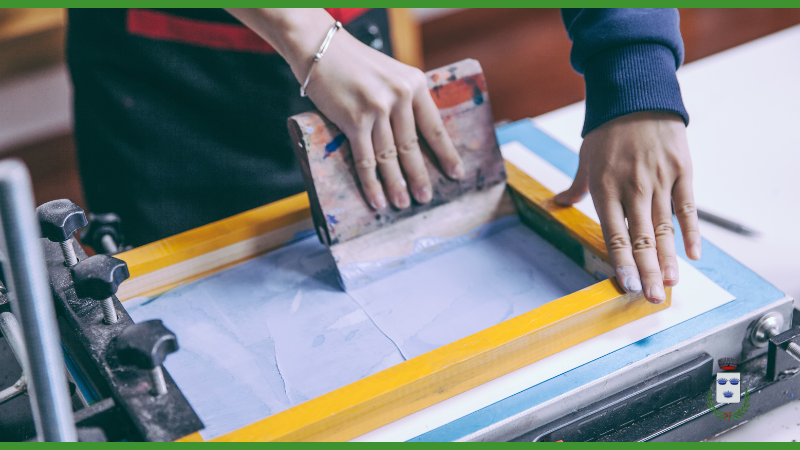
top-left (349, 218), bottom-right (596, 360)
top-left (125, 215), bottom-right (596, 440)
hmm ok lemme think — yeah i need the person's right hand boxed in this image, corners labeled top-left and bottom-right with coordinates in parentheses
top-left (227, 9), bottom-right (465, 211)
top-left (303, 30), bottom-right (465, 210)
top-left (554, 111), bottom-right (701, 304)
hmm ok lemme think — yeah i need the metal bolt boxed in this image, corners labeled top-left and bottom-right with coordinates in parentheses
top-left (786, 341), bottom-right (800, 361)
top-left (149, 367), bottom-right (168, 396)
top-left (99, 297), bottom-right (117, 324)
top-left (750, 312), bottom-right (784, 347)
top-left (100, 234), bottom-right (119, 254)
top-left (59, 240), bottom-right (78, 266)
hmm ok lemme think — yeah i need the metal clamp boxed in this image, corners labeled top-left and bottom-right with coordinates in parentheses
top-left (750, 312), bottom-right (784, 347)
top-left (751, 311), bottom-right (800, 361)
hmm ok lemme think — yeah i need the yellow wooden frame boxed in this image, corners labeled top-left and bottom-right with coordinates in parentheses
top-left (116, 162), bottom-right (669, 442)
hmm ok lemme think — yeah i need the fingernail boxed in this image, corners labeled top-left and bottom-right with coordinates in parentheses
top-left (616, 266), bottom-right (641, 293)
top-left (554, 193), bottom-right (569, 206)
top-left (627, 277), bottom-right (642, 293)
top-left (449, 162), bottom-right (465, 180)
top-left (555, 191), bottom-right (587, 207)
top-left (649, 284), bottom-right (666, 303)
top-left (690, 244), bottom-right (702, 260)
top-left (664, 266), bottom-right (677, 282)
top-left (375, 194), bottom-right (386, 209)
top-left (416, 186), bottom-right (432, 203)
top-left (394, 191), bottom-right (410, 209)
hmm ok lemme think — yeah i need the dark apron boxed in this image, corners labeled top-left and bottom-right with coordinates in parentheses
top-left (67, 8), bottom-right (392, 246)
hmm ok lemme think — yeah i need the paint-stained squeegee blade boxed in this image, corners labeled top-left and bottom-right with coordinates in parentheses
top-left (288, 59), bottom-right (513, 290)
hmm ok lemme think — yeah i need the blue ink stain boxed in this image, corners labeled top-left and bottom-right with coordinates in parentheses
top-left (593, 271), bottom-right (609, 281)
top-left (312, 334), bottom-right (325, 347)
top-left (293, 229), bottom-right (317, 241)
top-left (472, 85), bottom-right (483, 105)
top-left (324, 134), bottom-right (346, 159)
top-left (345, 330), bottom-right (358, 341)
top-left (326, 214), bottom-right (339, 225)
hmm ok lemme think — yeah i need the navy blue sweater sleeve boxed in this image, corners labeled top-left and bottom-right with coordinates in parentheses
top-left (561, 8), bottom-right (689, 136)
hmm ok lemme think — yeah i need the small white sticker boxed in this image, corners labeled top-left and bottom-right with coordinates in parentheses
top-left (716, 372), bottom-right (740, 403)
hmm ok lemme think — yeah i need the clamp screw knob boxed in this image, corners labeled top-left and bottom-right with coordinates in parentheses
top-left (36, 199), bottom-right (87, 266)
top-left (115, 320), bottom-right (178, 396)
top-left (71, 255), bottom-right (129, 324)
top-left (78, 212), bottom-right (125, 255)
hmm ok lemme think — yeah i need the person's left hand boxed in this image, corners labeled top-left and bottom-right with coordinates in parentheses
top-left (554, 111), bottom-right (701, 304)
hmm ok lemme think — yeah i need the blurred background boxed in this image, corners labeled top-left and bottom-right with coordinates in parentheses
top-left (2, 8), bottom-right (800, 211)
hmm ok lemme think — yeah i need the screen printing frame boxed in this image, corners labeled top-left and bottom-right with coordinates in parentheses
top-left (408, 119), bottom-right (794, 443)
top-left (113, 159), bottom-right (670, 442)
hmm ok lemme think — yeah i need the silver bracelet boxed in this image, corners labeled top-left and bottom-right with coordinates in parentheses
top-left (300, 20), bottom-right (342, 98)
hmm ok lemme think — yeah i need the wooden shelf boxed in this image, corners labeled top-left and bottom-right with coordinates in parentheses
top-left (0, 8), bottom-right (66, 82)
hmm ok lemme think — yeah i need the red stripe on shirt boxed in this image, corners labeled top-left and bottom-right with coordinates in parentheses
top-left (126, 8), bottom-right (370, 53)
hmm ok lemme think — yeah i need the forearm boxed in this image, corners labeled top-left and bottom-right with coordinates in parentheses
top-left (228, 8), bottom-right (464, 212)
top-left (561, 8), bottom-right (689, 136)
top-left (225, 8), bottom-right (334, 80)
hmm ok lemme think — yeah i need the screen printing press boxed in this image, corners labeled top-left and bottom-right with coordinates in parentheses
top-left (1, 43), bottom-right (799, 442)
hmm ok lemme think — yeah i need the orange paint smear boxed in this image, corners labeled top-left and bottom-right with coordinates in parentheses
top-left (429, 73), bottom-right (488, 110)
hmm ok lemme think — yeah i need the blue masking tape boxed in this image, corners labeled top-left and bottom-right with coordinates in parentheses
top-left (498, 119), bottom-right (580, 178)
top-left (409, 119), bottom-right (786, 442)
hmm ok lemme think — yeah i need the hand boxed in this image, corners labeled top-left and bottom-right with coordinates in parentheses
top-left (303, 31), bottom-right (465, 210)
top-left (226, 9), bottom-right (464, 210)
top-left (555, 111), bottom-right (701, 303)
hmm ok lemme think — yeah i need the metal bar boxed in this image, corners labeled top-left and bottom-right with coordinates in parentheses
top-left (0, 159), bottom-right (77, 442)
top-left (0, 311), bottom-right (29, 370)
top-left (0, 376), bottom-right (27, 405)
top-left (0, 311), bottom-right (30, 406)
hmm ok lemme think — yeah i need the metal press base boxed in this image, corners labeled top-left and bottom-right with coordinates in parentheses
top-left (461, 297), bottom-right (798, 442)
